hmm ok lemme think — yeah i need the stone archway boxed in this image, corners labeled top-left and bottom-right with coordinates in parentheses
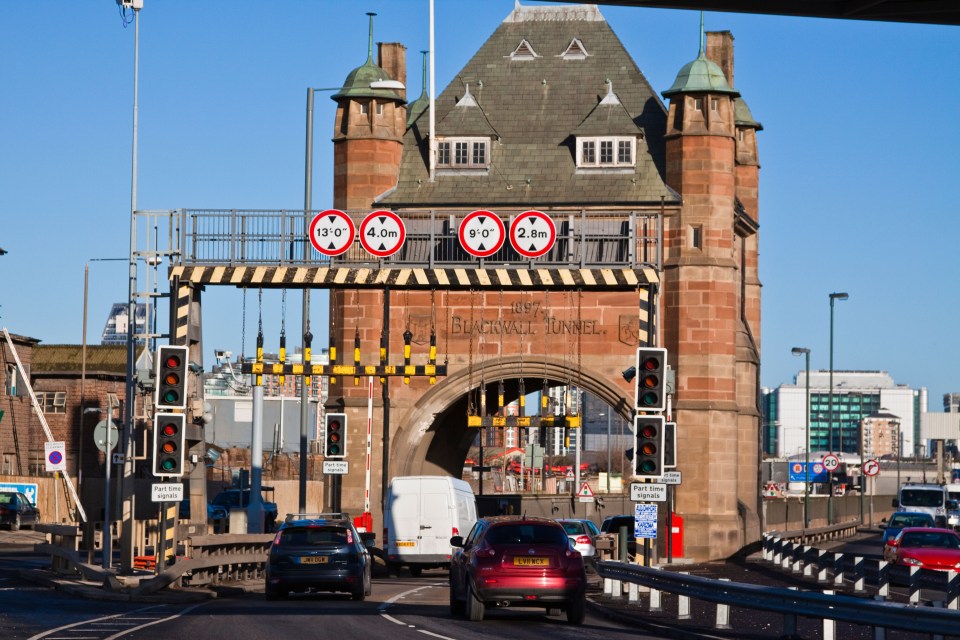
top-left (388, 355), bottom-right (635, 478)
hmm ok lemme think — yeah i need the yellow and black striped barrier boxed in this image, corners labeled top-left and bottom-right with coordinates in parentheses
top-left (466, 414), bottom-right (581, 428)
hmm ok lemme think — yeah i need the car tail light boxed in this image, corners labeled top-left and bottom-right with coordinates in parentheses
top-left (346, 529), bottom-right (354, 544)
top-left (383, 528), bottom-right (388, 546)
top-left (272, 531), bottom-right (282, 546)
top-left (575, 535), bottom-right (591, 545)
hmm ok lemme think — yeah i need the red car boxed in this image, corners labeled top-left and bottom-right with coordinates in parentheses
top-left (449, 516), bottom-right (587, 624)
top-left (883, 527), bottom-right (960, 571)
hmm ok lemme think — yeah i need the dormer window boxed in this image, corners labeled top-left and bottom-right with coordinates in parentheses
top-left (577, 136), bottom-right (635, 168)
top-left (560, 38), bottom-right (589, 60)
top-left (509, 39), bottom-right (538, 61)
top-left (437, 137), bottom-right (489, 169)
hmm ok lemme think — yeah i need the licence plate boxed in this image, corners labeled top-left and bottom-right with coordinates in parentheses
top-left (514, 557), bottom-right (548, 566)
top-left (299, 556), bottom-right (329, 564)
top-left (396, 541), bottom-right (416, 547)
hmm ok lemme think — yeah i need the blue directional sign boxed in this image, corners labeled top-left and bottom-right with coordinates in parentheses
top-left (788, 462), bottom-right (827, 483)
top-left (634, 503), bottom-right (657, 539)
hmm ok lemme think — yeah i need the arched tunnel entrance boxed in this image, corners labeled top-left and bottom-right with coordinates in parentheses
top-left (389, 356), bottom-right (635, 479)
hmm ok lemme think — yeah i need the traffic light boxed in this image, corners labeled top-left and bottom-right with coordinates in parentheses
top-left (633, 415), bottom-right (665, 479)
top-left (155, 345), bottom-right (189, 410)
top-left (635, 347), bottom-right (667, 412)
top-left (153, 413), bottom-right (186, 477)
top-left (324, 413), bottom-right (347, 458)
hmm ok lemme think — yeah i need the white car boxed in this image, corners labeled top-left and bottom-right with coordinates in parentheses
top-left (557, 518), bottom-right (600, 558)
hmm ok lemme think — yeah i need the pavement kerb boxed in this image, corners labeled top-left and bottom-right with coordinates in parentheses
top-left (18, 568), bottom-right (216, 604)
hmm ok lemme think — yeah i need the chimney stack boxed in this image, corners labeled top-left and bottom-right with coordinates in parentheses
top-left (706, 31), bottom-right (734, 87)
top-left (378, 42), bottom-right (407, 101)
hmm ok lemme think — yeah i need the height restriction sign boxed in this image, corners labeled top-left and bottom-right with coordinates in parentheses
top-left (359, 210), bottom-right (406, 257)
top-left (509, 210), bottom-right (556, 258)
top-left (309, 209), bottom-right (355, 256)
top-left (458, 210), bottom-right (505, 258)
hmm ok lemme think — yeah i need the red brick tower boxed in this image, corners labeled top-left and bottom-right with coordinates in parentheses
top-left (661, 28), bottom-right (761, 559)
top-left (328, 17), bottom-right (406, 510)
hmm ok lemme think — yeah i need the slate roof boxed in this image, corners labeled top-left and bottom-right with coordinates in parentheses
top-left (380, 3), bottom-right (678, 208)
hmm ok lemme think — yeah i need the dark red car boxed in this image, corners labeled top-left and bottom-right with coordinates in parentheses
top-left (449, 516), bottom-right (587, 624)
top-left (883, 527), bottom-right (960, 571)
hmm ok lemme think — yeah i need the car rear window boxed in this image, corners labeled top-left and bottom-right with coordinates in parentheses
top-left (280, 525), bottom-right (353, 546)
top-left (901, 531), bottom-right (960, 549)
top-left (486, 524), bottom-right (568, 546)
top-left (561, 522), bottom-right (585, 535)
top-left (890, 514), bottom-right (933, 528)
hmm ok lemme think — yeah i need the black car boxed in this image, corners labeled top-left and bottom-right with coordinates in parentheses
top-left (265, 513), bottom-right (372, 601)
top-left (600, 514), bottom-right (637, 558)
top-left (0, 491), bottom-right (41, 531)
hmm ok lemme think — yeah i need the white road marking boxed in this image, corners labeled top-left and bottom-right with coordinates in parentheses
top-left (379, 582), bottom-right (456, 636)
top-left (26, 603), bottom-right (208, 640)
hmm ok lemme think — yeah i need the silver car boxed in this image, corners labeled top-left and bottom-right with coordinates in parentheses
top-left (557, 518), bottom-right (599, 558)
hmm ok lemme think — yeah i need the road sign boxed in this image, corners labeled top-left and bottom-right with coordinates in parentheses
top-left (151, 483), bottom-right (184, 502)
top-left (309, 209), bottom-right (355, 256)
top-left (44, 441), bottom-right (65, 472)
top-left (577, 481), bottom-right (594, 503)
top-left (323, 460), bottom-right (349, 475)
top-left (112, 453), bottom-right (126, 465)
top-left (822, 454), bottom-right (841, 472)
top-left (634, 503), bottom-right (657, 539)
top-left (93, 419), bottom-right (119, 453)
top-left (458, 210), bottom-right (505, 257)
top-left (789, 462), bottom-right (827, 482)
top-left (864, 459), bottom-right (881, 477)
top-left (661, 470), bottom-right (682, 485)
top-left (630, 482), bottom-right (667, 502)
top-left (509, 210), bottom-right (556, 258)
top-left (359, 210), bottom-right (406, 257)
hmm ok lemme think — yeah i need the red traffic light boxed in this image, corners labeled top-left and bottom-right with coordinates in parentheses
top-left (161, 422), bottom-right (179, 437)
top-left (641, 356), bottom-right (660, 371)
top-left (164, 354), bottom-right (182, 368)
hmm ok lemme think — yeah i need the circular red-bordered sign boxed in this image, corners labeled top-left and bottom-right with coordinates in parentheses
top-left (822, 454), bottom-right (840, 472)
top-left (458, 210), bottom-right (505, 258)
top-left (864, 459), bottom-right (881, 476)
top-left (359, 210), bottom-right (406, 258)
top-left (309, 209), bottom-right (355, 256)
top-left (509, 210), bottom-right (556, 258)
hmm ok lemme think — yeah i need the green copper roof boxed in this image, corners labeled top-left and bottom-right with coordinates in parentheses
top-left (332, 59), bottom-right (403, 101)
top-left (333, 12), bottom-right (403, 102)
top-left (734, 97), bottom-right (763, 130)
top-left (407, 50), bottom-right (430, 127)
top-left (662, 52), bottom-right (739, 98)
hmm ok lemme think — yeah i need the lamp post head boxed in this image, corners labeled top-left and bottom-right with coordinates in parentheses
top-left (829, 292), bottom-right (849, 302)
top-left (791, 347), bottom-right (810, 356)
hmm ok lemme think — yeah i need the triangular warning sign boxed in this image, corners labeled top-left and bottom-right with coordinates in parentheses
top-left (578, 482), bottom-right (594, 498)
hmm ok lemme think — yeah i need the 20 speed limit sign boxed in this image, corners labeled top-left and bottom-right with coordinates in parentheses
top-left (309, 209), bottom-right (355, 256)
top-left (822, 454), bottom-right (841, 472)
top-left (458, 210), bottom-right (505, 258)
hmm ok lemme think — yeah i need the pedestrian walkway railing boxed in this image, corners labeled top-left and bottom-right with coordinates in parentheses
top-left (596, 559), bottom-right (960, 639)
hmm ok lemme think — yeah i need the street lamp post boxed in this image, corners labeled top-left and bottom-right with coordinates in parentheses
top-left (828, 291), bottom-right (848, 525)
top-left (850, 392), bottom-right (865, 524)
top-left (792, 347), bottom-right (811, 529)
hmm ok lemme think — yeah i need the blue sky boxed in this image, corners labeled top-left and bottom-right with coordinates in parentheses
top-left (1, 1), bottom-right (958, 408)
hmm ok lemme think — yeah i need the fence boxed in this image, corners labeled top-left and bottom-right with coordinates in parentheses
top-left (596, 557), bottom-right (960, 639)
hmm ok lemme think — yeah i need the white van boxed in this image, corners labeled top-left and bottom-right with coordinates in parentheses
top-left (895, 483), bottom-right (948, 527)
top-left (383, 475), bottom-right (477, 576)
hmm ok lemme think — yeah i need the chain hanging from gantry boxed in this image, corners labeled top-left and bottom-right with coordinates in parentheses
top-left (241, 285), bottom-right (447, 381)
